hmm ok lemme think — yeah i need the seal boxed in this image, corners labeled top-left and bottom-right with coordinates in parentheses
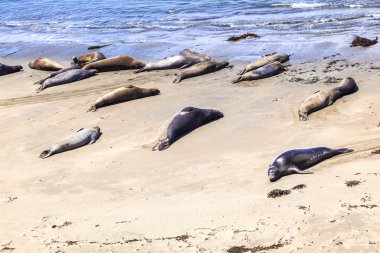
top-left (39, 127), bottom-right (101, 159)
top-left (72, 52), bottom-right (106, 65)
top-left (33, 61), bottom-right (83, 85)
top-left (135, 49), bottom-right (211, 73)
top-left (173, 60), bottom-right (229, 83)
top-left (232, 61), bottom-right (284, 83)
top-left (0, 63), bottom-right (23, 76)
top-left (240, 54), bottom-right (289, 75)
top-left (89, 85), bottom-right (160, 111)
top-left (36, 69), bottom-right (98, 92)
top-left (152, 107), bottom-right (224, 151)
top-left (82, 55), bottom-right (145, 72)
top-left (298, 77), bottom-right (358, 121)
top-left (268, 147), bottom-right (353, 182)
top-left (28, 57), bottom-right (63, 71)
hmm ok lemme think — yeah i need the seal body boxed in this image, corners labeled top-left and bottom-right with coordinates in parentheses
top-left (0, 63), bottom-right (23, 76)
top-left (240, 54), bottom-right (289, 75)
top-left (40, 127), bottom-right (101, 159)
top-left (28, 57), bottom-right (63, 71)
top-left (173, 60), bottom-right (229, 83)
top-left (36, 69), bottom-right (97, 92)
top-left (233, 61), bottom-right (284, 83)
top-left (136, 49), bottom-right (210, 73)
top-left (153, 107), bottom-right (224, 151)
top-left (73, 52), bottom-right (106, 65)
top-left (89, 85), bottom-right (160, 111)
top-left (298, 77), bottom-right (358, 120)
top-left (268, 147), bottom-right (353, 182)
top-left (82, 55), bottom-right (145, 72)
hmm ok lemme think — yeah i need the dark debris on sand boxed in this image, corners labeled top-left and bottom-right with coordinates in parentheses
top-left (371, 149), bottom-right (380, 155)
top-left (227, 33), bottom-right (261, 42)
top-left (227, 242), bottom-right (285, 253)
top-left (345, 180), bottom-right (361, 187)
top-left (292, 184), bottom-right (306, 190)
top-left (350, 36), bottom-right (378, 47)
top-left (88, 44), bottom-right (112, 50)
top-left (267, 189), bottom-right (291, 198)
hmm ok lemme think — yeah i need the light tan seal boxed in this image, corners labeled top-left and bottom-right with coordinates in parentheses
top-left (298, 77), bottom-right (358, 121)
top-left (28, 57), bottom-right (63, 71)
top-left (82, 55), bottom-right (145, 72)
top-left (89, 85), bottom-right (160, 111)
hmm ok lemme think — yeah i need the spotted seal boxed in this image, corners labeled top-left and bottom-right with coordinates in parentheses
top-left (39, 127), bottom-right (101, 159)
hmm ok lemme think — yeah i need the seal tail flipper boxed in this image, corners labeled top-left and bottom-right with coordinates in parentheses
top-left (88, 105), bottom-right (97, 112)
top-left (335, 148), bottom-right (354, 154)
top-left (39, 150), bottom-right (51, 159)
top-left (35, 85), bottom-right (44, 93)
top-left (173, 77), bottom-right (182, 83)
top-left (152, 138), bottom-right (170, 151)
top-left (232, 76), bottom-right (242, 84)
top-left (288, 167), bottom-right (314, 175)
top-left (299, 111), bottom-right (308, 121)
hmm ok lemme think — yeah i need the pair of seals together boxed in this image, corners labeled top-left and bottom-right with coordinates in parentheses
top-left (0, 63), bottom-right (23, 76)
top-left (268, 147), bottom-right (353, 182)
top-left (40, 127), bottom-right (101, 159)
top-left (152, 107), bottom-right (224, 151)
top-left (233, 54), bottom-right (289, 83)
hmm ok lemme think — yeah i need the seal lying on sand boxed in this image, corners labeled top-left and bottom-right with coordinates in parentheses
top-left (152, 107), bottom-right (223, 151)
top-left (29, 57), bottom-right (63, 71)
top-left (268, 147), bottom-right (353, 182)
top-left (40, 127), bottom-right (101, 159)
top-left (135, 49), bottom-right (210, 73)
top-left (298, 77), bottom-right (358, 121)
top-left (0, 63), bottom-right (23, 76)
top-left (89, 85), bottom-right (160, 111)
top-left (82, 55), bottom-right (145, 72)
top-left (173, 61), bottom-right (229, 83)
top-left (34, 62), bottom-right (83, 85)
top-left (36, 69), bottom-right (97, 92)
top-left (240, 54), bottom-right (289, 75)
top-left (233, 61), bottom-right (284, 83)
top-left (72, 52), bottom-right (106, 65)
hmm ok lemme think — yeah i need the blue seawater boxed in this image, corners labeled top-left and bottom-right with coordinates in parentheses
top-left (1, 0), bottom-right (380, 60)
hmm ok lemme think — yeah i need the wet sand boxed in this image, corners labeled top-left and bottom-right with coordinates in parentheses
top-left (1, 48), bottom-right (380, 252)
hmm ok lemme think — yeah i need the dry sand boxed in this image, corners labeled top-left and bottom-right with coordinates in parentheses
top-left (1, 50), bottom-right (380, 252)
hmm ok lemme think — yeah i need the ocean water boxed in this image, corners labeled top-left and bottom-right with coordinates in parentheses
top-left (1, 0), bottom-right (380, 60)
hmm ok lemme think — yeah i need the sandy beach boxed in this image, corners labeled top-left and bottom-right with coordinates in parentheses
top-left (1, 45), bottom-right (380, 253)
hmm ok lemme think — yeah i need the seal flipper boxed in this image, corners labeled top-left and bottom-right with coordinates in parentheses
top-left (76, 128), bottom-right (84, 132)
top-left (152, 138), bottom-right (170, 151)
top-left (335, 148), bottom-right (354, 154)
top-left (39, 150), bottom-right (51, 159)
top-left (287, 167), bottom-right (314, 175)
